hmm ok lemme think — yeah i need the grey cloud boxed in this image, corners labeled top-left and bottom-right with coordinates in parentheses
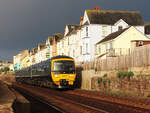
top-left (0, 0), bottom-right (150, 61)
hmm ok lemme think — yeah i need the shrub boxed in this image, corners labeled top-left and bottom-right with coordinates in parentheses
top-left (128, 71), bottom-right (134, 79)
top-left (108, 79), bottom-right (111, 84)
top-left (103, 73), bottom-right (108, 78)
top-left (117, 72), bottom-right (124, 78)
top-left (128, 71), bottom-right (134, 77)
top-left (103, 80), bottom-right (106, 85)
top-left (98, 77), bottom-right (102, 84)
top-left (136, 74), bottom-right (141, 77)
top-left (147, 94), bottom-right (150, 97)
top-left (117, 71), bottom-right (134, 79)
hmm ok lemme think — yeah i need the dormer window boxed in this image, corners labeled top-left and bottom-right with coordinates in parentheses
top-left (138, 41), bottom-right (143, 46)
top-left (118, 26), bottom-right (123, 31)
top-left (86, 27), bottom-right (88, 37)
top-left (71, 26), bottom-right (75, 29)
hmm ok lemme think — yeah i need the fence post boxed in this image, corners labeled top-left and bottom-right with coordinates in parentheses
top-left (145, 46), bottom-right (148, 67)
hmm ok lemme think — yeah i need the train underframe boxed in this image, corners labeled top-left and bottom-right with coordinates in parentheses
top-left (16, 76), bottom-right (75, 89)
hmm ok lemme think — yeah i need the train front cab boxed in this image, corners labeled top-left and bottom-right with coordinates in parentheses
top-left (51, 58), bottom-right (76, 88)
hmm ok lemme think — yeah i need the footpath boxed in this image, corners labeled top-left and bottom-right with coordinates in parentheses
top-left (0, 81), bottom-right (15, 113)
top-left (0, 74), bottom-right (30, 113)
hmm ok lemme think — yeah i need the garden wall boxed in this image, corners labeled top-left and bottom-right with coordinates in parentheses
top-left (80, 45), bottom-right (150, 96)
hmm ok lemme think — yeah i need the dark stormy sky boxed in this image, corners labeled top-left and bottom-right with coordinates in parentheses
top-left (0, 0), bottom-right (150, 61)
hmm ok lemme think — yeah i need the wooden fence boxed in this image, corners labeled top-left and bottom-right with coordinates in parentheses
top-left (80, 44), bottom-right (150, 71)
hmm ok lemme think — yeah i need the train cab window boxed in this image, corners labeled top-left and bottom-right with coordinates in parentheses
top-left (53, 60), bottom-right (75, 74)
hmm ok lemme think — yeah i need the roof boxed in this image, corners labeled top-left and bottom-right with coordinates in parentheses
top-left (145, 23), bottom-right (150, 34)
top-left (66, 24), bottom-right (80, 36)
top-left (19, 50), bottom-right (29, 55)
top-left (54, 33), bottom-right (64, 40)
top-left (96, 27), bottom-right (129, 44)
top-left (131, 40), bottom-right (150, 42)
top-left (51, 55), bottom-right (74, 60)
top-left (67, 24), bottom-right (80, 32)
top-left (31, 48), bottom-right (38, 55)
top-left (38, 43), bottom-right (46, 50)
top-left (86, 10), bottom-right (144, 25)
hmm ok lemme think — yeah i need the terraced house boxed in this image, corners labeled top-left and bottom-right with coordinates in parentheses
top-left (14, 50), bottom-right (29, 70)
top-left (46, 36), bottom-right (53, 59)
top-left (14, 7), bottom-right (149, 70)
top-left (80, 7), bottom-right (145, 61)
top-left (95, 26), bottom-right (150, 59)
top-left (63, 24), bottom-right (81, 61)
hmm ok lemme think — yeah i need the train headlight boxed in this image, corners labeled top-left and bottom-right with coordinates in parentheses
top-left (69, 75), bottom-right (74, 77)
top-left (55, 75), bottom-right (59, 78)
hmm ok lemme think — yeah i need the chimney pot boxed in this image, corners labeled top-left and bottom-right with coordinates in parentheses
top-left (94, 6), bottom-right (99, 10)
top-left (80, 16), bottom-right (84, 20)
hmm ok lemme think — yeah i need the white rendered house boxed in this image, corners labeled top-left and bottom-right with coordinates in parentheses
top-left (81, 8), bottom-right (145, 61)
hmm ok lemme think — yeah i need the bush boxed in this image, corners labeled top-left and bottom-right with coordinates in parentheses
top-left (147, 94), bottom-right (150, 97)
top-left (108, 79), bottom-right (111, 84)
top-left (117, 72), bottom-right (124, 78)
top-left (128, 71), bottom-right (134, 79)
top-left (117, 71), bottom-right (134, 79)
top-left (98, 77), bottom-right (102, 84)
top-left (103, 80), bottom-right (106, 85)
top-left (103, 73), bottom-right (108, 78)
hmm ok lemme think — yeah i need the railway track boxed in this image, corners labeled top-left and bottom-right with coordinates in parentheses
top-left (12, 82), bottom-right (150, 113)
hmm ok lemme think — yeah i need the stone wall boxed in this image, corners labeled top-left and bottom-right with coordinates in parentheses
top-left (91, 76), bottom-right (150, 97)
top-left (81, 69), bottom-right (150, 97)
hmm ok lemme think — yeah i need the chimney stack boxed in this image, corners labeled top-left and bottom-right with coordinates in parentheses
top-left (94, 6), bottom-right (99, 10)
top-left (80, 16), bottom-right (84, 25)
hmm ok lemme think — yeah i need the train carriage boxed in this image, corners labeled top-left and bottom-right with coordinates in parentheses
top-left (15, 55), bottom-right (76, 89)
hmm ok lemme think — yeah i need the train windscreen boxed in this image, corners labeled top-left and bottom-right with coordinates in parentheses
top-left (53, 60), bottom-right (75, 74)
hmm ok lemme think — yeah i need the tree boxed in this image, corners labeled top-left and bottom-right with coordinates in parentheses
top-left (4, 67), bottom-right (10, 73)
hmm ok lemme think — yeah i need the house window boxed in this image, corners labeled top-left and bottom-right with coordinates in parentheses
top-left (73, 50), bottom-right (75, 57)
top-left (95, 46), bottom-right (97, 55)
top-left (86, 27), bottom-right (88, 37)
top-left (118, 26), bottom-right (123, 31)
top-left (68, 38), bottom-right (69, 45)
top-left (80, 46), bottom-right (82, 55)
top-left (62, 41), bottom-right (64, 48)
top-left (71, 26), bottom-right (75, 29)
top-left (138, 41), bottom-right (143, 46)
top-left (86, 43), bottom-right (88, 53)
top-left (99, 46), bottom-right (101, 54)
top-left (110, 42), bottom-right (113, 49)
top-left (105, 44), bottom-right (108, 52)
top-left (102, 25), bottom-right (107, 37)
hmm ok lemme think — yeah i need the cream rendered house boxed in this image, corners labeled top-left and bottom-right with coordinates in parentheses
top-left (81, 8), bottom-right (145, 61)
top-left (37, 43), bottom-right (47, 62)
top-left (53, 33), bottom-right (64, 56)
top-left (95, 26), bottom-right (150, 59)
top-left (46, 37), bottom-right (53, 59)
top-left (30, 48), bottom-right (38, 65)
top-left (63, 24), bottom-right (80, 58)
top-left (21, 56), bottom-right (30, 69)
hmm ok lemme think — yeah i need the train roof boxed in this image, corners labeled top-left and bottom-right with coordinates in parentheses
top-left (50, 55), bottom-right (74, 60)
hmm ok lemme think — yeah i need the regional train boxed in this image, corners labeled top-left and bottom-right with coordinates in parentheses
top-left (15, 55), bottom-right (76, 89)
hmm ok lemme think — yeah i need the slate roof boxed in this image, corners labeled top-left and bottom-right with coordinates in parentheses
top-left (66, 24), bottom-right (80, 36)
top-left (86, 10), bottom-right (144, 25)
top-left (96, 27), bottom-right (129, 44)
top-left (67, 24), bottom-right (80, 32)
top-left (54, 33), bottom-right (64, 41)
top-left (145, 23), bottom-right (150, 34)
top-left (31, 48), bottom-right (38, 55)
top-left (38, 43), bottom-right (46, 50)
